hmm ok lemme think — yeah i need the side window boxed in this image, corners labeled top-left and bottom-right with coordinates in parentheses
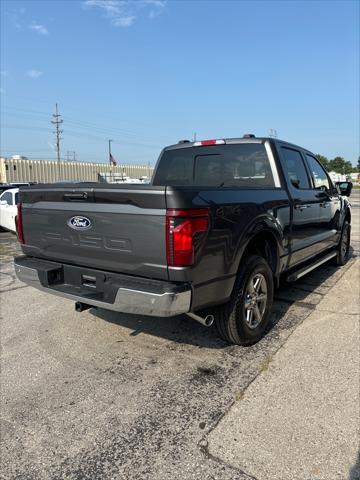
top-left (305, 154), bottom-right (330, 190)
top-left (1, 191), bottom-right (13, 205)
top-left (281, 148), bottom-right (310, 189)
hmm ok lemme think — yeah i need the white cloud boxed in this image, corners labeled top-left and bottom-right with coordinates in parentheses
top-left (29, 23), bottom-right (48, 35)
top-left (27, 70), bottom-right (43, 78)
top-left (112, 15), bottom-right (136, 27)
top-left (83, 0), bottom-right (166, 27)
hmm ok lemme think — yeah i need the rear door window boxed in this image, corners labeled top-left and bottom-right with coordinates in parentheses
top-left (281, 148), bottom-right (310, 189)
top-left (153, 143), bottom-right (275, 187)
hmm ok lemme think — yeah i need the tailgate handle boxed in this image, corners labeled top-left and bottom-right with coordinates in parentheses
top-left (64, 192), bottom-right (88, 201)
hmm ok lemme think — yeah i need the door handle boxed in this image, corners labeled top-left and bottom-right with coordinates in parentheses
top-left (294, 204), bottom-right (310, 211)
top-left (320, 202), bottom-right (330, 208)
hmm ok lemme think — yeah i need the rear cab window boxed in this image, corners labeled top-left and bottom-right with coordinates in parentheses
top-left (153, 143), bottom-right (277, 187)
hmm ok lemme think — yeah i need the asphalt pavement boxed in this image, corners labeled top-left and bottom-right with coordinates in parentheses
top-left (0, 190), bottom-right (359, 480)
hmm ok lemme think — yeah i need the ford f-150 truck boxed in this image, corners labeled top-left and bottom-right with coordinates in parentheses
top-left (14, 136), bottom-right (352, 345)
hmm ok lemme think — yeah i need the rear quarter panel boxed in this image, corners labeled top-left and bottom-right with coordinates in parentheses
top-left (166, 186), bottom-right (291, 310)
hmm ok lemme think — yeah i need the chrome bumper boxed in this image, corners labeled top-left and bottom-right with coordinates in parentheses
top-left (14, 259), bottom-right (192, 317)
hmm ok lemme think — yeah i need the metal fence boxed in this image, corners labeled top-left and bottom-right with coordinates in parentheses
top-left (0, 158), bottom-right (154, 184)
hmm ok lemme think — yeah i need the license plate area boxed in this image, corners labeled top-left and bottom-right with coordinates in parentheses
top-left (62, 265), bottom-right (106, 292)
top-left (81, 274), bottom-right (97, 288)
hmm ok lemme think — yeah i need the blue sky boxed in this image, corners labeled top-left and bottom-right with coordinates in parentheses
top-left (0, 0), bottom-right (359, 166)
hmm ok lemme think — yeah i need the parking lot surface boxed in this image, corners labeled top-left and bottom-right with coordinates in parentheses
top-left (208, 258), bottom-right (359, 480)
top-left (1, 190), bottom-right (359, 480)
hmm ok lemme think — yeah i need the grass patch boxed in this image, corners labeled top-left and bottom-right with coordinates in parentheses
top-left (259, 357), bottom-right (273, 373)
top-left (235, 391), bottom-right (245, 401)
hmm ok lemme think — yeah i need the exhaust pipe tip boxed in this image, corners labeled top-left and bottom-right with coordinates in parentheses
top-left (204, 315), bottom-right (214, 327)
top-left (187, 312), bottom-right (214, 328)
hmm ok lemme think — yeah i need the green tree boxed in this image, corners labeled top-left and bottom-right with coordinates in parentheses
top-left (316, 154), bottom-right (329, 170)
top-left (357, 156), bottom-right (360, 173)
top-left (328, 156), bottom-right (354, 175)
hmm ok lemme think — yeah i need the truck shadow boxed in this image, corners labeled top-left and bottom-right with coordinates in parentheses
top-left (349, 450), bottom-right (360, 480)
top-left (93, 252), bottom-right (356, 349)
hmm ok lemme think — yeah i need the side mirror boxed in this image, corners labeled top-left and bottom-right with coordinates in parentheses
top-left (336, 181), bottom-right (353, 197)
top-left (0, 200), bottom-right (8, 206)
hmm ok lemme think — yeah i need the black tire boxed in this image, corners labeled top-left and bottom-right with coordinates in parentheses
top-left (214, 255), bottom-right (274, 345)
top-left (333, 220), bottom-right (351, 266)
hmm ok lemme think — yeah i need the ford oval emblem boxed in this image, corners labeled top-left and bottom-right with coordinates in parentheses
top-left (67, 216), bottom-right (92, 230)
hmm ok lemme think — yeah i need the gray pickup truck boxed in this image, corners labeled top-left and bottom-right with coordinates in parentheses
top-left (14, 136), bottom-right (352, 345)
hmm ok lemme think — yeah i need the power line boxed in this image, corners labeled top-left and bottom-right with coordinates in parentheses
top-left (2, 124), bottom-right (162, 148)
top-left (1, 105), bottom-right (173, 141)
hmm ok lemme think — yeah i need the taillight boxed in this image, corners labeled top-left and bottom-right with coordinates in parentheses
top-left (166, 208), bottom-right (209, 267)
top-left (15, 203), bottom-right (25, 244)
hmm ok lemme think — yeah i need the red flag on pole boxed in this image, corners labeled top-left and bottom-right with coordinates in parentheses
top-left (110, 153), bottom-right (117, 166)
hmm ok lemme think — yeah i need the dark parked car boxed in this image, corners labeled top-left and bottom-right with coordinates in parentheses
top-left (14, 136), bottom-right (352, 345)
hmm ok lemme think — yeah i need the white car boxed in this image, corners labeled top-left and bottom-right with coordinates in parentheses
top-left (0, 188), bottom-right (19, 233)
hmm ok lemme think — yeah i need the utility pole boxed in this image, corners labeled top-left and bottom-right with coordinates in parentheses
top-left (51, 103), bottom-right (63, 179)
top-left (193, 132), bottom-right (197, 142)
top-left (73, 151), bottom-right (76, 162)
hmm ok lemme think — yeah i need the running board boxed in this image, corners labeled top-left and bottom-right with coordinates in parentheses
top-left (286, 251), bottom-right (337, 282)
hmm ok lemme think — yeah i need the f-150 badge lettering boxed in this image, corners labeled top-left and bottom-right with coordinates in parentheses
top-left (67, 216), bottom-right (92, 230)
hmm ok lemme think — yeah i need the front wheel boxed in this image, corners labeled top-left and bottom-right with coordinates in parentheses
top-left (333, 220), bottom-right (351, 266)
top-left (215, 255), bottom-right (274, 345)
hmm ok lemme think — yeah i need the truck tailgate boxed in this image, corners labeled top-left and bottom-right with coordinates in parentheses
top-left (20, 184), bottom-right (168, 280)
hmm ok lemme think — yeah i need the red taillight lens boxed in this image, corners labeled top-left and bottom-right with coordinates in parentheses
top-left (166, 208), bottom-right (209, 267)
top-left (15, 203), bottom-right (25, 244)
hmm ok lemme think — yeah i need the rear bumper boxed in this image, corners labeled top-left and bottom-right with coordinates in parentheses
top-left (14, 256), bottom-right (192, 317)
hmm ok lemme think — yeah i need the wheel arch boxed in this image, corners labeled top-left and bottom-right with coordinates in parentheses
top-left (237, 228), bottom-right (281, 287)
top-left (345, 207), bottom-right (351, 224)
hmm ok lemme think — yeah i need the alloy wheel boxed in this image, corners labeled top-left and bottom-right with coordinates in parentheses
top-left (244, 273), bottom-right (268, 329)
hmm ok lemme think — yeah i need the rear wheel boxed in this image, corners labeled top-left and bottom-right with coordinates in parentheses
top-left (333, 220), bottom-right (351, 266)
top-left (215, 255), bottom-right (274, 345)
